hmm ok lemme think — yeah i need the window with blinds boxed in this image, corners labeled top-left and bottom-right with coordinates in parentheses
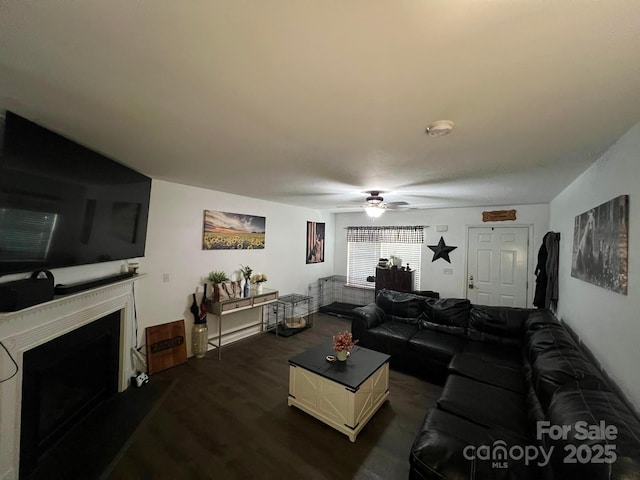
top-left (0, 208), bottom-right (57, 260)
top-left (346, 226), bottom-right (423, 288)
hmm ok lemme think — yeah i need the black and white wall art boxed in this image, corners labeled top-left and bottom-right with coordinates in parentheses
top-left (571, 195), bottom-right (629, 294)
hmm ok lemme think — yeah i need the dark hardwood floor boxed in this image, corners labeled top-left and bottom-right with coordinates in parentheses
top-left (106, 313), bottom-right (442, 480)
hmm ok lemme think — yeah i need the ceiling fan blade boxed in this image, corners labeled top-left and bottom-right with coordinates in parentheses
top-left (385, 201), bottom-right (409, 209)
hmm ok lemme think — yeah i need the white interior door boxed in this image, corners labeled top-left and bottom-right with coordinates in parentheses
top-left (466, 227), bottom-right (529, 307)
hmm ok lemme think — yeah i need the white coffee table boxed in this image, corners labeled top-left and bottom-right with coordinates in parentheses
top-left (288, 342), bottom-right (390, 442)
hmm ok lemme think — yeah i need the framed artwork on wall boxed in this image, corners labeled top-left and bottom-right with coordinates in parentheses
top-left (202, 210), bottom-right (266, 250)
top-left (306, 221), bottom-right (325, 264)
top-left (571, 194), bottom-right (628, 294)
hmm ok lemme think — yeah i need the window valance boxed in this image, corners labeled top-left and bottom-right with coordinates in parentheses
top-left (346, 226), bottom-right (425, 243)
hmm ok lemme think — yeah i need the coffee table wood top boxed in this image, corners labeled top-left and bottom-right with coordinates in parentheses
top-left (288, 340), bottom-right (390, 392)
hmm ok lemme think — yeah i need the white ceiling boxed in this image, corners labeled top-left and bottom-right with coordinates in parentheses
top-left (1, 1), bottom-right (639, 211)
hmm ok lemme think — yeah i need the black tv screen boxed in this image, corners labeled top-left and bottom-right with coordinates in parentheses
top-left (0, 111), bottom-right (152, 275)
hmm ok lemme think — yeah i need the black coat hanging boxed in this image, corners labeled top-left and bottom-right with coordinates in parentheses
top-left (534, 231), bottom-right (559, 309)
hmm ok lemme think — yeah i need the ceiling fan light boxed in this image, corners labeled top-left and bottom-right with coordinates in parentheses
top-left (365, 205), bottom-right (385, 218)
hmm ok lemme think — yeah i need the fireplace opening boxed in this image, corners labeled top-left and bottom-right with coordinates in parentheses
top-left (19, 311), bottom-right (121, 479)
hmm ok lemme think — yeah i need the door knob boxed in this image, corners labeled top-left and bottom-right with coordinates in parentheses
top-left (468, 275), bottom-right (474, 289)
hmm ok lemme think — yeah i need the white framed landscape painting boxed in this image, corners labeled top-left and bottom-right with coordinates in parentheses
top-left (202, 210), bottom-right (266, 250)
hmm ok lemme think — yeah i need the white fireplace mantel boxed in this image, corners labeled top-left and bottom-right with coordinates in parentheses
top-left (0, 275), bottom-right (144, 480)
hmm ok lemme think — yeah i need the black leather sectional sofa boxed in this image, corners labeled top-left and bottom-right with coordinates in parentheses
top-left (352, 289), bottom-right (640, 479)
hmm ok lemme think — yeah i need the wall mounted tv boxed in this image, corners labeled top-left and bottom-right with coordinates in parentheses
top-left (0, 111), bottom-right (152, 275)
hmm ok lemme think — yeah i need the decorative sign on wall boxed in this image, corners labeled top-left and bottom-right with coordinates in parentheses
top-left (482, 209), bottom-right (517, 222)
top-left (306, 221), bottom-right (325, 263)
top-left (571, 195), bottom-right (629, 295)
top-left (202, 210), bottom-right (266, 250)
top-left (428, 236), bottom-right (457, 263)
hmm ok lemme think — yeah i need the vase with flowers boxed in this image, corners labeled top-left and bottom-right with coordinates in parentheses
top-left (250, 273), bottom-right (268, 293)
top-left (332, 331), bottom-right (358, 361)
top-left (240, 265), bottom-right (252, 297)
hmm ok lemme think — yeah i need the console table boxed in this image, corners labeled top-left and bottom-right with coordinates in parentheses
top-left (207, 288), bottom-right (278, 359)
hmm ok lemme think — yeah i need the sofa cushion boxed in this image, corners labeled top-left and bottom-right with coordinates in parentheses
top-left (524, 309), bottom-right (560, 332)
top-left (419, 298), bottom-right (470, 335)
top-left (448, 353), bottom-right (525, 394)
top-left (437, 374), bottom-right (529, 436)
top-left (408, 330), bottom-right (466, 363)
top-left (467, 305), bottom-right (529, 347)
top-left (531, 345), bottom-right (604, 410)
top-left (352, 304), bottom-right (386, 329)
top-left (462, 340), bottom-right (523, 369)
top-left (523, 362), bottom-right (547, 426)
top-left (410, 408), bottom-right (540, 480)
top-left (545, 381), bottom-right (640, 479)
top-left (365, 321), bottom-right (418, 356)
top-left (375, 289), bottom-right (428, 326)
top-left (351, 304), bottom-right (387, 342)
top-left (526, 323), bottom-right (578, 364)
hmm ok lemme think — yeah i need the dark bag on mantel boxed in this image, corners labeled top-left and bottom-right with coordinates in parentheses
top-left (0, 270), bottom-right (55, 312)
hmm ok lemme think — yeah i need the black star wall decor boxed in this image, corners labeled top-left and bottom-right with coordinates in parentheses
top-left (428, 236), bottom-right (457, 263)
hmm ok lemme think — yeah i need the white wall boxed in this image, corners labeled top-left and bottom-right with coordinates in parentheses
top-left (550, 121), bottom-right (640, 411)
top-left (134, 180), bottom-right (335, 354)
top-left (334, 204), bottom-right (549, 305)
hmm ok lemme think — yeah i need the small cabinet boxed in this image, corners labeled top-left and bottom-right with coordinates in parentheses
top-left (375, 267), bottom-right (413, 294)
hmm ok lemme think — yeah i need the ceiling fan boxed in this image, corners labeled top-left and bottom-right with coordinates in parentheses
top-left (338, 191), bottom-right (410, 218)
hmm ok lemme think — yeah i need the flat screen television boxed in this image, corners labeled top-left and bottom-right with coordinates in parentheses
top-left (0, 111), bottom-right (152, 275)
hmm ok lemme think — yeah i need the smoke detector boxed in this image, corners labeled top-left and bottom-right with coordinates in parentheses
top-left (425, 120), bottom-right (454, 137)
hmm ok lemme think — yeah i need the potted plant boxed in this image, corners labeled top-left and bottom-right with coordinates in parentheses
top-left (207, 270), bottom-right (229, 283)
top-left (208, 270), bottom-right (230, 302)
top-left (332, 331), bottom-right (358, 361)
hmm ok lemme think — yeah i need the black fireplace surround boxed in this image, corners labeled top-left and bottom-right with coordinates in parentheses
top-left (352, 289), bottom-right (640, 479)
top-left (19, 311), bottom-right (120, 479)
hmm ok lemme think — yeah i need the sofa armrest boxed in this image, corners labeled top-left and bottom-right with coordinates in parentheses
top-left (351, 304), bottom-right (386, 341)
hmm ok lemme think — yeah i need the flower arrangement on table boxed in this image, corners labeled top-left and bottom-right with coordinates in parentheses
top-left (250, 273), bottom-right (267, 284)
top-left (332, 331), bottom-right (358, 361)
top-left (250, 272), bottom-right (267, 292)
top-left (240, 265), bottom-right (253, 281)
top-left (239, 265), bottom-right (253, 296)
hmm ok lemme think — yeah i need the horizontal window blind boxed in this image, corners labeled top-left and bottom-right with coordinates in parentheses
top-left (347, 242), bottom-right (379, 287)
top-left (380, 243), bottom-right (421, 286)
top-left (347, 226), bottom-right (422, 288)
top-left (0, 208), bottom-right (57, 260)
